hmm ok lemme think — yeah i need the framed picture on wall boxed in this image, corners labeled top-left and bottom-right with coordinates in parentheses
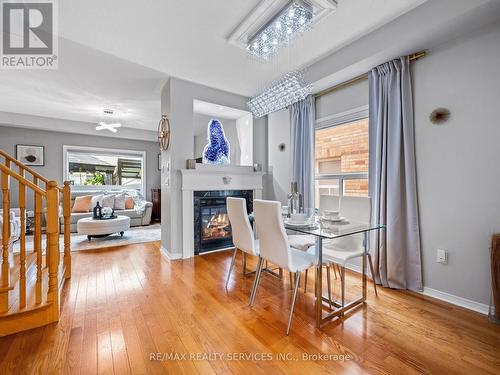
top-left (16, 144), bottom-right (45, 166)
top-left (158, 154), bottom-right (161, 171)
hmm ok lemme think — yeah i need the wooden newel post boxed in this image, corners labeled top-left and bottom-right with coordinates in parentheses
top-left (46, 180), bottom-right (60, 321)
top-left (62, 181), bottom-right (71, 278)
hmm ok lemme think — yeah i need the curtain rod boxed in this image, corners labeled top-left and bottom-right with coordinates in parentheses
top-left (313, 50), bottom-right (426, 99)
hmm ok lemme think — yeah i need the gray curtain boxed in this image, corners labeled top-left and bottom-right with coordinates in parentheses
top-left (291, 95), bottom-right (315, 210)
top-left (368, 56), bottom-right (423, 291)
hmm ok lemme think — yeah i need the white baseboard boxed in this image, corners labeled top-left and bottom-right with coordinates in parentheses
top-left (336, 263), bottom-right (489, 315)
top-left (160, 246), bottom-right (182, 260)
top-left (420, 287), bottom-right (489, 315)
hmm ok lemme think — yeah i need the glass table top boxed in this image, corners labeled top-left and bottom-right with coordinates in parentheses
top-left (284, 220), bottom-right (385, 239)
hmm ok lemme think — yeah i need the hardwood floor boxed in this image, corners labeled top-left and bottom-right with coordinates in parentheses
top-left (0, 241), bottom-right (499, 374)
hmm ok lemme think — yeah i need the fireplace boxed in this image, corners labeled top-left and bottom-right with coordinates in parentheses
top-left (194, 190), bottom-right (253, 255)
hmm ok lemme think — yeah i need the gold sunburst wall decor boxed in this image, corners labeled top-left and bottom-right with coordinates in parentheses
top-left (158, 115), bottom-right (171, 151)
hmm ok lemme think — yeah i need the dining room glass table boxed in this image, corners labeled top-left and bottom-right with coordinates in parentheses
top-left (284, 219), bottom-right (385, 328)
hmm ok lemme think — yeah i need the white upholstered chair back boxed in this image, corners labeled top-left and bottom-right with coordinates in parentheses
top-left (319, 195), bottom-right (339, 214)
top-left (253, 199), bottom-right (291, 270)
top-left (226, 197), bottom-right (257, 256)
top-left (334, 196), bottom-right (371, 252)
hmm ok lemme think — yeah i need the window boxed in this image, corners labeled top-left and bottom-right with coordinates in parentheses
top-left (314, 117), bottom-right (368, 207)
top-left (63, 146), bottom-right (146, 193)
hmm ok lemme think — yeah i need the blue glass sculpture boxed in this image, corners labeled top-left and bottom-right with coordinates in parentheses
top-left (202, 119), bottom-right (230, 165)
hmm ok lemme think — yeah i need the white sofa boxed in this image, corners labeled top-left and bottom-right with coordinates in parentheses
top-left (0, 209), bottom-right (21, 245)
top-left (60, 190), bottom-right (153, 233)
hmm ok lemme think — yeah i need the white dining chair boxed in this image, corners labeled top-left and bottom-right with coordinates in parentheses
top-left (225, 197), bottom-right (259, 289)
top-left (288, 195), bottom-right (340, 251)
top-left (288, 195), bottom-right (341, 292)
top-left (250, 199), bottom-right (316, 335)
top-left (314, 196), bottom-right (378, 305)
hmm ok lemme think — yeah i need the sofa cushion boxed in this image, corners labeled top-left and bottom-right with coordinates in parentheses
top-left (70, 211), bottom-right (93, 224)
top-left (114, 193), bottom-right (126, 210)
top-left (102, 194), bottom-right (115, 208)
top-left (72, 195), bottom-right (92, 213)
top-left (90, 194), bottom-right (104, 211)
top-left (125, 196), bottom-right (134, 209)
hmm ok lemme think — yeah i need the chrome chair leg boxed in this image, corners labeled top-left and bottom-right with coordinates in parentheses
top-left (367, 253), bottom-right (378, 296)
top-left (225, 248), bottom-right (238, 290)
top-left (286, 270), bottom-right (301, 335)
top-left (249, 256), bottom-right (264, 306)
top-left (304, 269), bottom-right (308, 293)
top-left (341, 266), bottom-right (346, 316)
top-left (326, 265), bottom-right (332, 309)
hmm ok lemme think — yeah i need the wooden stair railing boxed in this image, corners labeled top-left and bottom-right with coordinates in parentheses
top-left (0, 150), bottom-right (71, 336)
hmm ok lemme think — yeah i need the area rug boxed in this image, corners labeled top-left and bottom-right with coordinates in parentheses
top-left (11, 223), bottom-right (161, 252)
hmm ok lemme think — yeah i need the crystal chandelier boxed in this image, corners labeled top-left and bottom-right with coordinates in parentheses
top-left (247, 70), bottom-right (312, 118)
top-left (247, 1), bottom-right (314, 61)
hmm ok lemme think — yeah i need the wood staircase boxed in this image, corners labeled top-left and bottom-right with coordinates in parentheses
top-left (0, 149), bottom-right (71, 336)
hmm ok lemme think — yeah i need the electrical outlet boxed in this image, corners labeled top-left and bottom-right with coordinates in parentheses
top-left (436, 249), bottom-right (448, 264)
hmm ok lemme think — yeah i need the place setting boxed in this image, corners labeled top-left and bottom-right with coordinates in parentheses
top-left (283, 208), bottom-right (319, 229)
top-left (318, 209), bottom-right (350, 230)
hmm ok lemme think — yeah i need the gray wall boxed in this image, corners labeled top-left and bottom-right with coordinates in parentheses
top-left (268, 109), bottom-right (291, 205)
top-left (315, 79), bottom-right (368, 120)
top-left (0, 124), bottom-right (161, 208)
top-left (413, 23), bottom-right (500, 305)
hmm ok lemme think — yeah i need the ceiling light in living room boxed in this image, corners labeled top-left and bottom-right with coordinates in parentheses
top-left (96, 109), bottom-right (122, 133)
top-left (96, 121), bottom-right (122, 133)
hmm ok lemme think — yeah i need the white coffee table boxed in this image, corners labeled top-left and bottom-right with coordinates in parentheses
top-left (77, 215), bottom-right (131, 241)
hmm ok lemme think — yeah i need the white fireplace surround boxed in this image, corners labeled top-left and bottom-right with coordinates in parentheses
top-left (180, 165), bottom-right (264, 259)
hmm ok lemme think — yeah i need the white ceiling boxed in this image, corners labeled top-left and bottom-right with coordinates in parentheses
top-left (193, 100), bottom-right (251, 120)
top-left (1, 0), bottom-right (491, 133)
top-left (57, 0), bottom-right (426, 97)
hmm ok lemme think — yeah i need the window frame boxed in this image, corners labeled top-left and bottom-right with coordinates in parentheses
top-left (314, 105), bottom-right (369, 198)
top-left (62, 145), bottom-right (147, 194)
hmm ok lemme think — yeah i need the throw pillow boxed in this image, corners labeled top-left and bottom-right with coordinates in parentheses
top-left (90, 194), bottom-right (104, 212)
top-left (125, 196), bottom-right (135, 209)
top-left (72, 195), bottom-right (92, 213)
top-left (102, 194), bottom-right (116, 208)
top-left (114, 193), bottom-right (126, 210)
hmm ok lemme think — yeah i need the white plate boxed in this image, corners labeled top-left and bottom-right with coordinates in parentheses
top-left (285, 220), bottom-right (316, 228)
top-left (320, 216), bottom-right (346, 222)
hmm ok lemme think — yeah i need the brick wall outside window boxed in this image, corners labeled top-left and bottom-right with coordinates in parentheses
top-left (315, 118), bottom-right (369, 197)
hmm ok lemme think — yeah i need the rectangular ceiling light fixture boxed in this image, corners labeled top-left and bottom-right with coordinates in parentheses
top-left (247, 1), bottom-right (315, 60)
top-left (247, 70), bottom-right (312, 118)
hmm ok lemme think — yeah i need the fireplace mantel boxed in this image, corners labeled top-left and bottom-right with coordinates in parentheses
top-left (180, 166), bottom-right (264, 258)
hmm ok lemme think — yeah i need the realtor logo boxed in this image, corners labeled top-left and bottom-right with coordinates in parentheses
top-left (1, 0), bottom-right (58, 69)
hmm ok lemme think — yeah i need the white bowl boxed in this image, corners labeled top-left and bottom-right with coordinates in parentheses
top-left (324, 210), bottom-right (340, 218)
top-left (290, 213), bottom-right (308, 222)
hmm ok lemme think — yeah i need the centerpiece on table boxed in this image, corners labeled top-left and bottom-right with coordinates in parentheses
top-left (92, 202), bottom-right (116, 220)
